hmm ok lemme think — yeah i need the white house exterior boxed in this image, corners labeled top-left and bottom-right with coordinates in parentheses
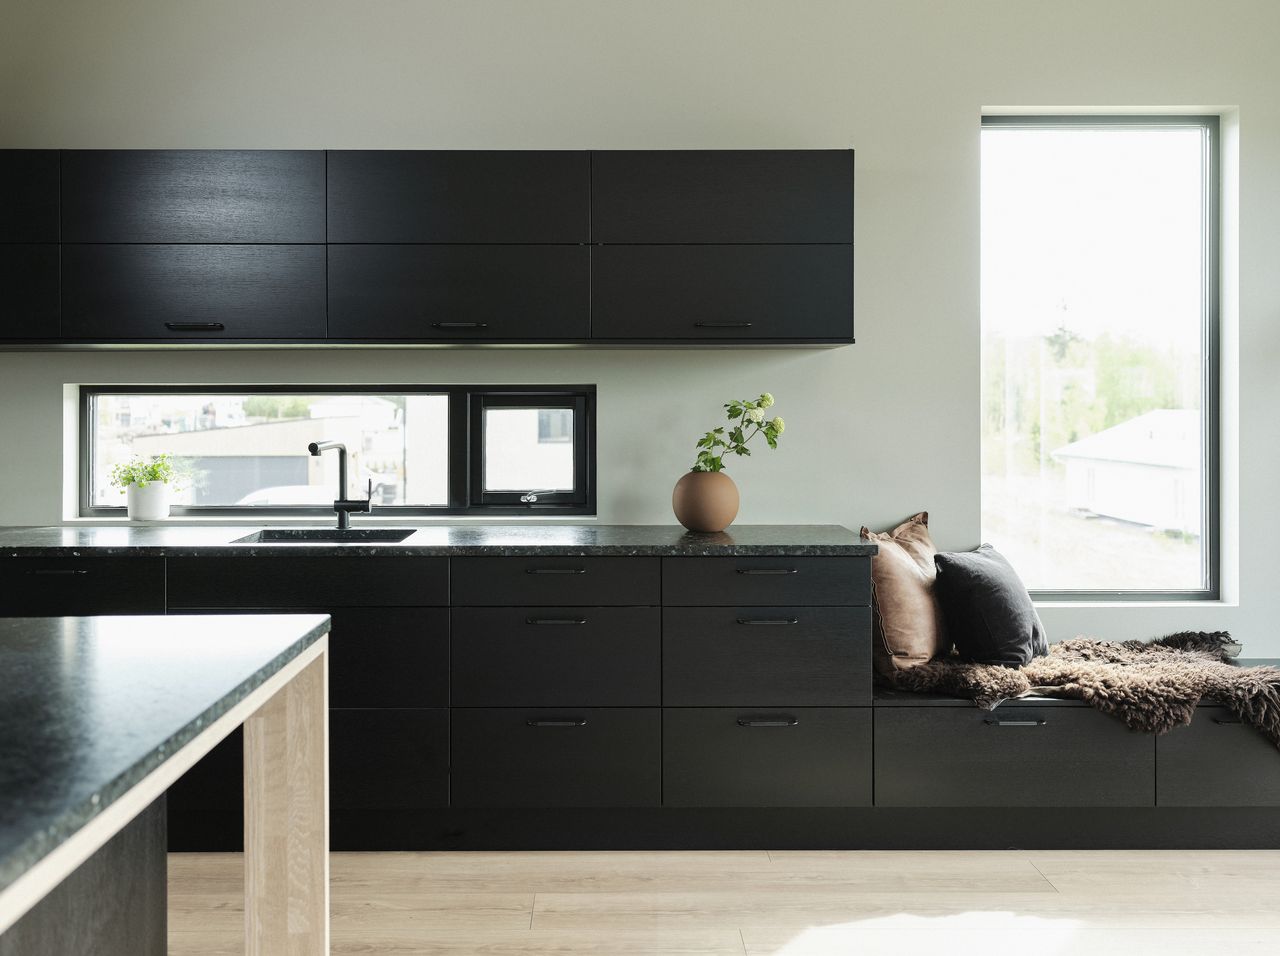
top-left (1052, 409), bottom-right (1201, 536)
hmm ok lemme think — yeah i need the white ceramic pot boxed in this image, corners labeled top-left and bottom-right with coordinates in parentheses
top-left (126, 482), bottom-right (170, 521)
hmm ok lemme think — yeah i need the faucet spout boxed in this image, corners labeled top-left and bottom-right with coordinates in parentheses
top-left (307, 441), bottom-right (369, 530)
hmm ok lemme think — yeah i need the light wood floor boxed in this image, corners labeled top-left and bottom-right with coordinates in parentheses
top-left (169, 849), bottom-right (1280, 955)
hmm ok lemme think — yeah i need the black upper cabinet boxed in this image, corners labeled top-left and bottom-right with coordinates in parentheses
top-left (328, 151), bottom-right (589, 243)
top-left (0, 150), bottom-right (59, 242)
top-left (591, 150), bottom-right (852, 244)
top-left (328, 244), bottom-right (588, 340)
top-left (61, 244), bottom-right (325, 339)
top-left (61, 150), bottom-right (325, 243)
top-left (0, 245), bottom-right (59, 339)
top-left (592, 244), bottom-right (852, 341)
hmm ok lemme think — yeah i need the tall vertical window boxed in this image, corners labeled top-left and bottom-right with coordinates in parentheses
top-left (981, 116), bottom-right (1218, 597)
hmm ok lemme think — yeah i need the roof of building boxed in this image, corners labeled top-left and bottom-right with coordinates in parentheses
top-left (1052, 409), bottom-right (1199, 469)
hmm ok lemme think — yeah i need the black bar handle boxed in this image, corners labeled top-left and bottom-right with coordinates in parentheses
top-left (525, 568), bottom-right (587, 575)
top-left (432, 321), bottom-right (488, 329)
top-left (527, 618), bottom-right (588, 626)
top-left (737, 617), bottom-right (799, 625)
top-left (695, 321), bottom-right (753, 328)
top-left (27, 569), bottom-right (90, 576)
top-left (164, 322), bottom-right (225, 332)
top-left (737, 716), bottom-right (800, 728)
top-left (1212, 716), bottom-right (1245, 725)
top-left (736, 568), bottom-right (798, 575)
top-left (983, 719), bottom-right (1047, 727)
top-left (526, 719), bottom-right (587, 728)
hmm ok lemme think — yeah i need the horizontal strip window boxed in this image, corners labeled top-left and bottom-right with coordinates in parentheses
top-left (80, 384), bottom-right (595, 517)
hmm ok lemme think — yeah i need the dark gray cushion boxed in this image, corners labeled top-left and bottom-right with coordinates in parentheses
top-left (933, 544), bottom-right (1047, 667)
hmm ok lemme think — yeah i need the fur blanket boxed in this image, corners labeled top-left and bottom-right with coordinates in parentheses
top-left (890, 631), bottom-right (1280, 747)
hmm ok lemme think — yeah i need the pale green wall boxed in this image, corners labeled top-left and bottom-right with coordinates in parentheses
top-left (2, 1), bottom-right (1277, 648)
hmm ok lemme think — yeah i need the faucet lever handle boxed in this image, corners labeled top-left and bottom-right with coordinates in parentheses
top-left (366, 478), bottom-right (374, 508)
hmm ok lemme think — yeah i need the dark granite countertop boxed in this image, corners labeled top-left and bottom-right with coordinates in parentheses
top-left (0, 524), bottom-right (875, 558)
top-left (0, 613), bottom-right (330, 896)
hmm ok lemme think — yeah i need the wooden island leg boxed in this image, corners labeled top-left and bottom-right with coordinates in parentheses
top-left (243, 649), bottom-right (329, 956)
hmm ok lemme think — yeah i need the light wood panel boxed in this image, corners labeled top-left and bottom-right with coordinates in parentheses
top-left (243, 651), bottom-right (329, 956)
top-left (171, 848), bottom-right (1280, 955)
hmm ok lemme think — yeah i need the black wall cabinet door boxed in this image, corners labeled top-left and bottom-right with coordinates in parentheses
top-left (328, 244), bottom-right (589, 340)
top-left (592, 245), bottom-right (852, 341)
top-left (0, 246), bottom-right (59, 339)
top-left (62, 150), bottom-right (325, 243)
top-left (591, 150), bottom-right (852, 243)
top-left (328, 150), bottom-right (589, 243)
top-left (61, 244), bottom-right (326, 340)
top-left (0, 150), bottom-right (59, 242)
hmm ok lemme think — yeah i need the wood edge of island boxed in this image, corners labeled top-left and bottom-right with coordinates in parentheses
top-left (0, 632), bottom-right (330, 939)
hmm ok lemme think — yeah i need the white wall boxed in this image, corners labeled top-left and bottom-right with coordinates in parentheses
top-left (2, 1), bottom-right (1278, 649)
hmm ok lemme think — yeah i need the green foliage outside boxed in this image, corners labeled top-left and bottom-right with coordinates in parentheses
top-left (242, 396), bottom-right (313, 420)
top-left (690, 393), bottom-right (785, 473)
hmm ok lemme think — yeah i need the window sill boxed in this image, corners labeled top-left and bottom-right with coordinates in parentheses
top-left (60, 514), bottom-right (601, 527)
top-left (1034, 599), bottom-right (1238, 610)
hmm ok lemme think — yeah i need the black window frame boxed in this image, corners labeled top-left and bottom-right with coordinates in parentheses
top-left (981, 114), bottom-right (1221, 601)
top-left (79, 383), bottom-right (596, 518)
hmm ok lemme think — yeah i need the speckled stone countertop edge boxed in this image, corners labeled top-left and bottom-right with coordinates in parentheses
top-left (0, 615), bottom-right (331, 895)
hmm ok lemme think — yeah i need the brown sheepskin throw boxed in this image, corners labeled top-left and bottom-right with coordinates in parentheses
top-left (890, 631), bottom-right (1280, 747)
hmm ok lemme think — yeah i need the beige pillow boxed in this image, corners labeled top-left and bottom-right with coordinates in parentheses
top-left (860, 512), bottom-right (949, 679)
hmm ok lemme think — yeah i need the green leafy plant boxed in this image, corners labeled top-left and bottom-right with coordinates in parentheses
top-left (109, 454), bottom-right (177, 491)
top-left (691, 393), bottom-right (785, 473)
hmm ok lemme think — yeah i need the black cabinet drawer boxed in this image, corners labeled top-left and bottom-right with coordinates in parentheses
top-left (1157, 708), bottom-right (1280, 806)
top-left (0, 150), bottom-right (59, 242)
top-left (0, 245), bottom-right (58, 339)
top-left (62, 150), bottom-right (325, 242)
top-left (662, 557), bottom-right (870, 607)
top-left (0, 557), bottom-right (165, 615)
top-left (592, 245), bottom-right (852, 341)
top-left (62, 245), bottom-right (326, 340)
top-left (591, 150), bottom-right (852, 243)
top-left (451, 556), bottom-right (660, 606)
top-left (166, 728), bottom-right (243, 851)
top-left (328, 245), bottom-right (589, 340)
top-left (875, 707), bottom-right (1155, 807)
top-left (328, 608), bottom-right (449, 708)
top-left (167, 557), bottom-right (448, 608)
top-left (451, 708), bottom-right (660, 807)
top-left (663, 708), bottom-right (871, 807)
top-left (328, 150), bottom-right (589, 243)
top-left (331, 708), bottom-right (449, 810)
top-left (452, 607), bottom-right (659, 706)
top-left (663, 607), bottom-right (871, 706)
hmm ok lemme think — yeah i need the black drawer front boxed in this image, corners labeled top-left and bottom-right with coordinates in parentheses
top-left (663, 607), bottom-right (871, 706)
top-left (166, 728), bottom-right (243, 850)
top-left (591, 245), bottom-right (852, 341)
top-left (0, 150), bottom-right (59, 242)
top-left (1157, 709), bottom-right (1280, 806)
top-left (328, 244), bottom-right (589, 340)
top-left (452, 607), bottom-right (660, 706)
top-left (62, 150), bottom-right (325, 242)
top-left (451, 556), bottom-right (660, 606)
top-left (167, 557), bottom-right (448, 608)
top-left (327, 150), bottom-right (589, 243)
top-left (62, 244), bottom-right (326, 340)
top-left (451, 708), bottom-right (660, 807)
top-left (331, 708), bottom-right (450, 810)
top-left (663, 708), bottom-right (871, 807)
top-left (0, 245), bottom-right (59, 339)
top-left (327, 608), bottom-right (449, 708)
top-left (0, 557), bottom-right (165, 615)
top-left (591, 150), bottom-right (852, 243)
top-left (875, 707), bottom-right (1155, 807)
top-left (662, 557), bottom-right (870, 607)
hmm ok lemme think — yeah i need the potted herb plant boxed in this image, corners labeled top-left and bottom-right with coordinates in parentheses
top-left (674, 393), bottom-right (785, 533)
top-left (109, 454), bottom-right (178, 521)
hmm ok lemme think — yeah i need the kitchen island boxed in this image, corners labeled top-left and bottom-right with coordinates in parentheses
top-left (0, 613), bottom-right (331, 955)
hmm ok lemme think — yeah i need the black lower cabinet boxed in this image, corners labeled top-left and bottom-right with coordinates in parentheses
top-left (451, 708), bottom-right (661, 808)
top-left (166, 731), bottom-right (243, 851)
top-left (875, 706), bottom-right (1155, 807)
top-left (0, 557), bottom-right (165, 616)
top-left (1157, 708), bottom-right (1280, 806)
top-left (331, 708), bottom-right (449, 810)
top-left (663, 708), bottom-right (872, 807)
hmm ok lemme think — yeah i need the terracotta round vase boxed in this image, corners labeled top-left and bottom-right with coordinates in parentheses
top-left (672, 471), bottom-right (740, 533)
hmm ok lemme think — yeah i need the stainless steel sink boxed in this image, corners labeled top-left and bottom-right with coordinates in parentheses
top-left (232, 528), bottom-right (416, 544)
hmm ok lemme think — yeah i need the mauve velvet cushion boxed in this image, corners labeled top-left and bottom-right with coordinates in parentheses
top-left (861, 512), bottom-right (949, 679)
top-left (933, 544), bottom-right (1048, 667)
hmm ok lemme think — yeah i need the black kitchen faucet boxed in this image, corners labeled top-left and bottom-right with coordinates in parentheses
top-left (307, 441), bottom-right (372, 529)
